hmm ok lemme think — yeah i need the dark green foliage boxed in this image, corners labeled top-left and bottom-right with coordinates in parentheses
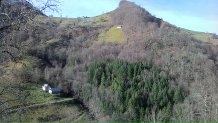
top-left (88, 59), bottom-right (185, 121)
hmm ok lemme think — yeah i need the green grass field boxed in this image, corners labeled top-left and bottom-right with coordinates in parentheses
top-left (1, 82), bottom-right (91, 122)
top-left (34, 13), bottom-right (110, 28)
top-left (98, 26), bottom-right (127, 43)
top-left (186, 29), bottom-right (211, 42)
top-left (10, 101), bottom-right (91, 123)
top-left (181, 28), bottom-right (213, 43)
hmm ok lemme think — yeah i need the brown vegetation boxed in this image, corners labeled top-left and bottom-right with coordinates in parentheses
top-left (1, 0), bottom-right (218, 122)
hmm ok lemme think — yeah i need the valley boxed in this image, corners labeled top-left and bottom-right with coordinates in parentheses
top-left (1, 0), bottom-right (218, 122)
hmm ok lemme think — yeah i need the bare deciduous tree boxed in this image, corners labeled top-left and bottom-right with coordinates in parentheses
top-left (0, 0), bottom-right (59, 120)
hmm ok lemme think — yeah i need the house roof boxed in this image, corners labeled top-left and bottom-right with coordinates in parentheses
top-left (43, 84), bottom-right (49, 86)
top-left (49, 88), bottom-right (61, 92)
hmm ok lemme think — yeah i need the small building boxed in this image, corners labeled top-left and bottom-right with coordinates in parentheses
top-left (42, 84), bottom-right (51, 92)
top-left (49, 88), bottom-right (61, 94)
top-left (117, 25), bottom-right (122, 29)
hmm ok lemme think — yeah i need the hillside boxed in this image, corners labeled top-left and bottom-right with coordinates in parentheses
top-left (1, 0), bottom-right (218, 122)
top-left (181, 28), bottom-right (218, 44)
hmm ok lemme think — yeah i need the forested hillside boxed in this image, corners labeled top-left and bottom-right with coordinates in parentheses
top-left (1, 0), bottom-right (218, 122)
top-left (87, 60), bottom-right (185, 121)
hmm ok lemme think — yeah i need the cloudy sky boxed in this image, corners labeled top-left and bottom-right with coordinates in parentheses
top-left (44, 0), bottom-right (218, 34)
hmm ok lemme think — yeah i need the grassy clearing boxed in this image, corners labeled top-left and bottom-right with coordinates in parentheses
top-left (192, 33), bottom-right (211, 42)
top-left (188, 30), bottom-right (211, 42)
top-left (5, 57), bottom-right (37, 70)
top-left (1, 62), bottom-right (91, 122)
top-left (1, 82), bottom-right (91, 122)
top-left (38, 38), bottom-right (59, 49)
top-left (77, 13), bottom-right (110, 27)
top-left (25, 83), bottom-right (60, 104)
top-left (53, 17), bottom-right (76, 28)
top-left (9, 101), bottom-right (91, 123)
top-left (0, 82), bottom-right (56, 108)
top-left (2, 57), bottom-right (37, 83)
top-left (55, 13), bottom-right (110, 27)
top-left (34, 13), bottom-right (110, 28)
top-left (1, 57), bottom-right (62, 105)
top-left (98, 26), bottom-right (127, 43)
top-left (181, 29), bottom-right (218, 44)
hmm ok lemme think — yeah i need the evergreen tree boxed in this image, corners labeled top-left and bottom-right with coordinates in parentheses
top-left (87, 59), bottom-right (185, 121)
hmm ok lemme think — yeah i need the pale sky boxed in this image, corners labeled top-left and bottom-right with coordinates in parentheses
top-left (43, 0), bottom-right (218, 34)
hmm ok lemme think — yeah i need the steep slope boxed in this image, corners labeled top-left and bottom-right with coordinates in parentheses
top-left (181, 28), bottom-right (218, 44)
top-left (1, 0), bottom-right (218, 122)
top-left (0, 0), bottom-right (43, 63)
top-left (111, 0), bottom-right (165, 40)
top-left (0, 0), bottom-right (43, 23)
top-left (50, 1), bottom-right (218, 121)
top-left (64, 1), bottom-right (218, 122)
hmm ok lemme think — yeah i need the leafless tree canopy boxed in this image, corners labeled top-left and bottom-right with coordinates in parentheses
top-left (1, 0), bottom-right (218, 122)
top-left (0, 0), bottom-right (59, 120)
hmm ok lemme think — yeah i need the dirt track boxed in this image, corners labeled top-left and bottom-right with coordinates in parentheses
top-left (7, 98), bottom-right (74, 113)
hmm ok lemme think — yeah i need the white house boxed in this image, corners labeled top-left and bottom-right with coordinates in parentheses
top-left (42, 84), bottom-right (51, 92)
top-left (49, 88), bottom-right (61, 94)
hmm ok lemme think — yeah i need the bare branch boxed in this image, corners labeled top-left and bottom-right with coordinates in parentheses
top-left (1, 50), bottom-right (16, 60)
top-left (0, 24), bottom-right (12, 31)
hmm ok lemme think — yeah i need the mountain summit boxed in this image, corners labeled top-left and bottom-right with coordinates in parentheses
top-left (110, 0), bottom-right (170, 40)
top-left (119, 0), bottom-right (139, 8)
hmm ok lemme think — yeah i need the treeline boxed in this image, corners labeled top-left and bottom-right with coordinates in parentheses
top-left (87, 59), bottom-right (185, 121)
